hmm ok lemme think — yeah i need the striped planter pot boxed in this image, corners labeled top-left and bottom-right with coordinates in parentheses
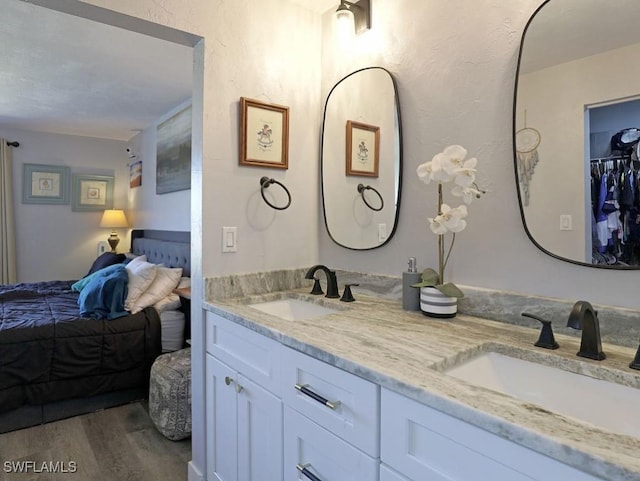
top-left (420, 287), bottom-right (458, 318)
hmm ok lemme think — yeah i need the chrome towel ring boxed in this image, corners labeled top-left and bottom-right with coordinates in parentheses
top-left (260, 177), bottom-right (291, 210)
top-left (357, 184), bottom-right (384, 212)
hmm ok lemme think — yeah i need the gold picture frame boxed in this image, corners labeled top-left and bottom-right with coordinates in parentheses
top-left (240, 97), bottom-right (289, 169)
top-left (346, 120), bottom-right (380, 177)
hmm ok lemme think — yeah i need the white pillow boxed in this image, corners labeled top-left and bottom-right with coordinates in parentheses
top-left (130, 266), bottom-right (182, 314)
top-left (153, 292), bottom-right (182, 313)
top-left (125, 257), bottom-right (157, 311)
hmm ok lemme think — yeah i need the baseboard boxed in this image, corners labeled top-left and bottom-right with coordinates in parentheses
top-left (188, 461), bottom-right (203, 481)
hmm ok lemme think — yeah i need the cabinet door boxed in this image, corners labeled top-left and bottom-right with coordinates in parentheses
top-left (284, 406), bottom-right (378, 481)
top-left (206, 355), bottom-right (239, 481)
top-left (237, 374), bottom-right (283, 481)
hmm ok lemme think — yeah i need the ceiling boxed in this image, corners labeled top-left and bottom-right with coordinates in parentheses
top-left (0, 0), bottom-right (194, 141)
top-left (520, 0), bottom-right (640, 74)
top-left (0, 0), bottom-right (337, 142)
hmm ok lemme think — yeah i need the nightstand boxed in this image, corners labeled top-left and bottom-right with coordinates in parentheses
top-left (173, 286), bottom-right (191, 346)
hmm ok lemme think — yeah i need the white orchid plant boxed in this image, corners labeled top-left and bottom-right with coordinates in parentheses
top-left (413, 145), bottom-right (485, 298)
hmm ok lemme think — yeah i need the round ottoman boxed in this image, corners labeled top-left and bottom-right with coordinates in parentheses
top-left (149, 348), bottom-right (191, 440)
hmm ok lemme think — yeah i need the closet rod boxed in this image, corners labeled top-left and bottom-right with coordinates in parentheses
top-left (5, 141), bottom-right (19, 147)
top-left (590, 155), bottom-right (627, 162)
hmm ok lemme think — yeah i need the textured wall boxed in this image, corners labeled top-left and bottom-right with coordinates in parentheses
top-left (3, 127), bottom-right (128, 282)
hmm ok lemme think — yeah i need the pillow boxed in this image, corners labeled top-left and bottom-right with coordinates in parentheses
top-left (124, 256), bottom-right (157, 311)
top-left (85, 252), bottom-right (126, 277)
top-left (153, 292), bottom-right (182, 313)
top-left (72, 263), bottom-right (124, 292)
top-left (130, 266), bottom-right (182, 314)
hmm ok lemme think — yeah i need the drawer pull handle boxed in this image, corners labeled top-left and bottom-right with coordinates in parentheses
top-left (296, 463), bottom-right (322, 481)
top-left (224, 376), bottom-right (243, 393)
top-left (294, 384), bottom-right (341, 410)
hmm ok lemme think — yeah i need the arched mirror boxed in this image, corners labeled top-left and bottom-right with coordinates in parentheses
top-left (321, 67), bottom-right (402, 250)
top-left (514, 0), bottom-right (640, 268)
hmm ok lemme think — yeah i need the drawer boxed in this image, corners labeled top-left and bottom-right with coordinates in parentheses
top-left (206, 311), bottom-right (281, 395)
top-left (381, 389), bottom-right (603, 481)
top-left (284, 406), bottom-right (378, 481)
top-left (282, 346), bottom-right (379, 457)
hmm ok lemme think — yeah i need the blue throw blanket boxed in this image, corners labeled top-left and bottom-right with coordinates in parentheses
top-left (78, 264), bottom-right (129, 320)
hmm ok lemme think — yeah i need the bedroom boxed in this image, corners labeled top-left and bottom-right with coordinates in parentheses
top-left (0, 0), bottom-right (197, 479)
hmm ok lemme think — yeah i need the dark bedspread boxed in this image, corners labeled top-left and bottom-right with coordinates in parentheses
top-left (0, 280), bottom-right (162, 414)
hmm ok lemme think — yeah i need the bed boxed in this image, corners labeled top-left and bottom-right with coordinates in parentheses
top-left (0, 229), bottom-right (190, 433)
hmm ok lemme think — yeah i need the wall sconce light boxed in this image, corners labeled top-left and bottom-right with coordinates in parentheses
top-left (99, 209), bottom-right (129, 252)
top-left (336, 0), bottom-right (371, 35)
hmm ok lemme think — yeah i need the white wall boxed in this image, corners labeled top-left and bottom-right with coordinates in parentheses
top-left (3, 127), bottom-right (128, 281)
top-left (127, 100), bottom-right (191, 231)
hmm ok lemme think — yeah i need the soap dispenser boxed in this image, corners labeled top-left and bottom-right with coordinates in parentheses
top-left (402, 257), bottom-right (421, 311)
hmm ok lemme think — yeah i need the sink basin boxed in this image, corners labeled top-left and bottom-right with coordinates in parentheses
top-left (247, 298), bottom-right (340, 321)
top-left (444, 350), bottom-right (640, 439)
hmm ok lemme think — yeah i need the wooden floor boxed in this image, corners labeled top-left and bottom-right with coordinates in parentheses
top-left (0, 402), bottom-right (191, 481)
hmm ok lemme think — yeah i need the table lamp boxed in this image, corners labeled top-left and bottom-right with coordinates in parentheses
top-left (99, 209), bottom-right (129, 252)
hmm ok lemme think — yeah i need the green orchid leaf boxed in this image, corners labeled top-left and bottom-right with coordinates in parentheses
top-left (410, 268), bottom-right (440, 288)
top-left (436, 282), bottom-right (465, 298)
top-left (420, 268), bottom-right (440, 284)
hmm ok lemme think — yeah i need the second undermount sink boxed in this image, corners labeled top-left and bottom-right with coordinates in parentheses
top-left (443, 349), bottom-right (640, 439)
top-left (247, 298), bottom-right (340, 321)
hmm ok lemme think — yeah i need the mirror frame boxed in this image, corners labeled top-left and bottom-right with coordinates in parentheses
top-left (512, 0), bottom-right (639, 270)
top-left (320, 66), bottom-right (403, 250)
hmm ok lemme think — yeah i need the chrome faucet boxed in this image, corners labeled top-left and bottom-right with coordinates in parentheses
top-left (566, 301), bottom-right (606, 361)
top-left (305, 265), bottom-right (340, 299)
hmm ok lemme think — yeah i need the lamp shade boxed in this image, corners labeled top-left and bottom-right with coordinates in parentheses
top-left (100, 209), bottom-right (129, 228)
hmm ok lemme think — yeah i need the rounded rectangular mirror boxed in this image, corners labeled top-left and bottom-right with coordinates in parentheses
top-left (514, 0), bottom-right (640, 268)
top-left (321, 67), bottom-right (402, 250)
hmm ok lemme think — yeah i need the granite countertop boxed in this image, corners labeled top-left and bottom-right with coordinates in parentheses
top-left (204, 289), bottom-right (640, 481)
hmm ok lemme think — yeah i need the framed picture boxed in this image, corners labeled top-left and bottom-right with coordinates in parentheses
top-left (22, 163), bottom-right (70, 204)
top-left (156, 105), bottom-right (192, 194)
top-left (72, 173), bottom-right (114, 212)
top-left (346, 120), bottom-right (380, 177)
top-left (129, 160), bottom-right (142, 188)
top-left (240, 97), bottom-right (289, 169)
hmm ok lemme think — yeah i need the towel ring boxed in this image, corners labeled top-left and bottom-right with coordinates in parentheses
top-left (357, 184), bottom-right (384, 212)
top-left (260, 177), bottom-right (291, 210)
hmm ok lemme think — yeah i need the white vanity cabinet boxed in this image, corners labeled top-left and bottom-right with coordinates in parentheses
top-left (381, 388), bottom-right (604, 481)
top-left (281, 346), bottom-right (380, 481)
top-left (205, 312), bottom-right (283, 481)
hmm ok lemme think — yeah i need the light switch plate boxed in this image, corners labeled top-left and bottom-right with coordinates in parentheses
top-left (97, 241), bottom-right (109, 256)
top-left (560, 214), bottom-right (572, 231)
top-left (222, 226), bottom-right (237, 253)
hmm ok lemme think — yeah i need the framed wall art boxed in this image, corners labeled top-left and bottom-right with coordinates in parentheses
top-left (156, 105), bottom-right (192, 194)
top-left (346, 120), bottom-right (380, 177)
top-left (72, 173), bottom-right (114, 212)
top-left (22, 163), bottom-right (70, 205)
top-left (129, 160), bottom-right (142, 188)
top-left (240, 97), bottom-right (289, 169)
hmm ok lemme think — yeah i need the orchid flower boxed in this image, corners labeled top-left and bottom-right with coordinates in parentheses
top-left (452, 184), bottom-right (483, 204)
top-left (415, 145), bottom-right (485, 298)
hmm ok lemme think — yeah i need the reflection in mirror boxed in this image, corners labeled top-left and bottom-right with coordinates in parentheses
top-left (515, 0), bottom-right (640, 268)
top-left (321, 67), bottom-right (402, 250)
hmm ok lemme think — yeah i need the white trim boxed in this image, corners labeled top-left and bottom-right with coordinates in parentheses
top-left (188, 461), bottom-right (204, 481)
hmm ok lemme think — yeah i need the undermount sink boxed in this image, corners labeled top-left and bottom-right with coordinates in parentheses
top-left (443, 349), bottom-right (640, 439)
top-left (247, 298), bottom-right (340, 321)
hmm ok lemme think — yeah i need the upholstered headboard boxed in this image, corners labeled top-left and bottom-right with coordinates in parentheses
top-left (130, 230), bottom-right (191, 277)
